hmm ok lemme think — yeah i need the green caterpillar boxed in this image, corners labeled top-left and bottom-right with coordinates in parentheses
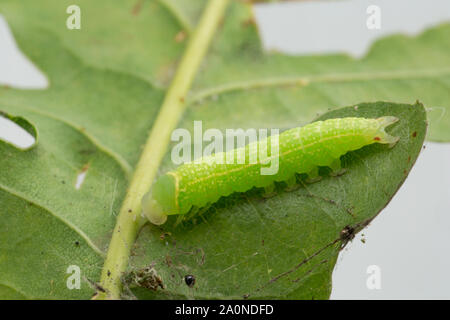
top-left (142, 116), bottom-right (399, 225)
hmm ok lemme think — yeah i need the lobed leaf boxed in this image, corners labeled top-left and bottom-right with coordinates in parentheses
top-left (0, 0), bottom-right (440, 299)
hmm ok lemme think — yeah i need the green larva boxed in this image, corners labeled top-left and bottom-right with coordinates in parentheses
top-left (142, 116), bottom-right (399, 225)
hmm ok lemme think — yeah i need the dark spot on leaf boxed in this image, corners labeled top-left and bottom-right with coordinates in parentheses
top-left (412, 131), bottom-right (417, 138)
top-left (241, 17), bottom-right (256, 27)
top-left (79, 148), bottom-right (96, 155)
top-left (75, 241), bottom-right (80, 246)
top-left (374, 136), bottom-right (381, 141)
top-left (81, 163), bottom-right (90, 172)
top-left (160, 232), bottom-right (171, 240)
top-left (340, 225), bottom-right (355, 242)
top-left (131, 0), bottom-right (143, 16)
top-left (165, 255), bottom-right (172, 267)
top-left (174, 30), bottom-right (187, 43)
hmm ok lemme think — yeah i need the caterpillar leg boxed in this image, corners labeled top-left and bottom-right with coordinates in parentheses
top-left (329, 158), bottom-right (347, 177)
top-left (175, 215), bottom-right (185, 227)
top-left (285, 175), bottom-right (299, 191)
top-left (263, 183), bottom-right (276, 198)
top-left (306, 167), bottom-right (322, 183)
top-left (175, 206), bottom-right (200, 226)
top-left (197, 205), bottom-right (211, 224)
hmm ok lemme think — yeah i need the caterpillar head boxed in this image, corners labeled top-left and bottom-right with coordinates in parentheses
top-left (374, 116), bottom-right (400, 148)
top-left (142, 191), bottom-right (167, 225)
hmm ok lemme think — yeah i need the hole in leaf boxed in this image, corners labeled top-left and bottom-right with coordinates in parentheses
top-left (75, 164), bottom-right (90, 190)
top-left (0, 113), bottom-right (36, 149)
top-left (0, 15), bottom-right (48, 89)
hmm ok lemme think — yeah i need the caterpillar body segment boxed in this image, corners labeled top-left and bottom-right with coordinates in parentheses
top-left (143, 116), bottom-right (399, 225)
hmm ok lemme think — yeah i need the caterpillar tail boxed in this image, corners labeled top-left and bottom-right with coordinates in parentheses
top-left (375, 116), bottom-right (400, 148)
top-left (142, 192), bottom-right (167, 225)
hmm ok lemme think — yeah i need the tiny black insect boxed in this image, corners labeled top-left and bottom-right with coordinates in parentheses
top-left (184, 275), bottom-right (196, 288)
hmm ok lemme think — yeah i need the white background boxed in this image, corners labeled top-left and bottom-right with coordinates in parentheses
top-left (1, 0), bottom-right (450, 299)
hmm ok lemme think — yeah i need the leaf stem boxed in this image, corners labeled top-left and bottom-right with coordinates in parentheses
top-left (96, 0), bottom-right (229, 299)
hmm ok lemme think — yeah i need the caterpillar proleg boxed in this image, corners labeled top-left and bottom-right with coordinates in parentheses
top-left (142, 116), bottom-right (399, 225)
